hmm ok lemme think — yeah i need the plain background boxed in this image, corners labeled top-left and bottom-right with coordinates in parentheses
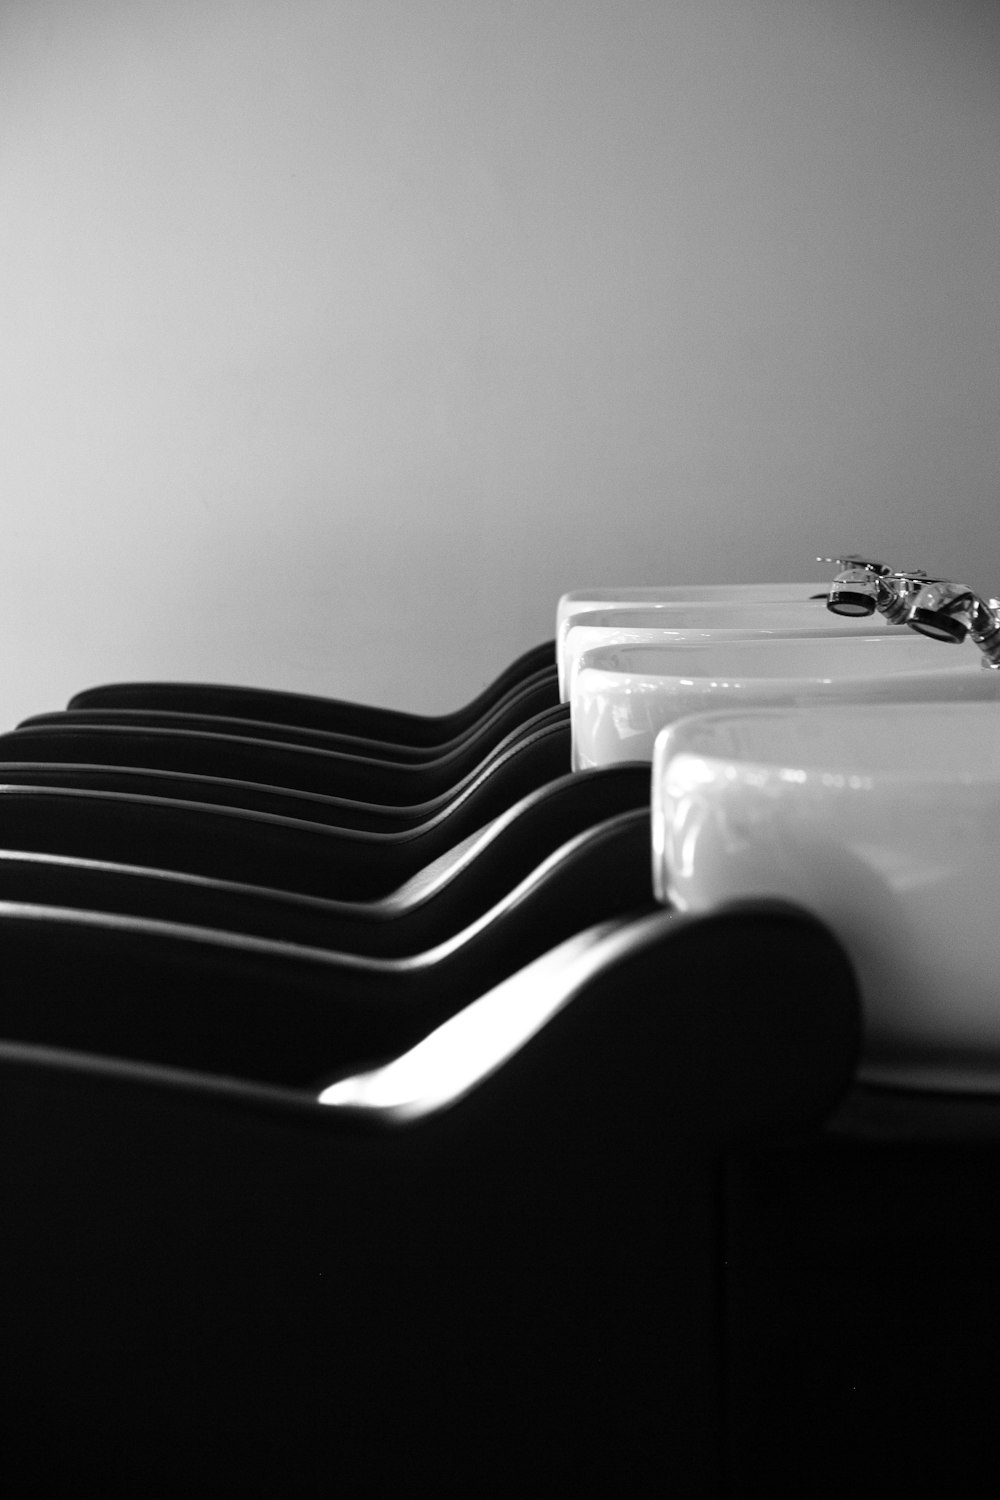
top-left (1, 0), bottom-right (997, 727)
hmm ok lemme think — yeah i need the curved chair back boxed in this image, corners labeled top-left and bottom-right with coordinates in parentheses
top-left (0, 901), bottom-right (860, 1493)
top-left (64, 638), bottom-right (557, 745)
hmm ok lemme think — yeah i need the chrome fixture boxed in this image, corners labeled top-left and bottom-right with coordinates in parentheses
top-left (818, 556), bottom-right (938, 624)
top-left (819, 556), bottom-right (889, 618)
top-left (907, 581), bottom-right (1000, 668)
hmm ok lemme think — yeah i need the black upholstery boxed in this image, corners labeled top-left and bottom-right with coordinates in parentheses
top-left (65, 638), bottom-right (557, 745)
top-left (0, 822), bottom-right (654, 1081)
top-left (23, 663), bottom-right (560, 763)
top-left (0, 901), bottom-right (861, 1494)
top-left (0, 773), bottom-right (652, 952)
top-left (0, 703), bottom-right (571, 828)
top-left (0, 726), bottom-right (579, 900)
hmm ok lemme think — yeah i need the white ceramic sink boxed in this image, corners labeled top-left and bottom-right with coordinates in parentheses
top-left (555, 582), bottom-right (827, 637)
top-left (558, 600), bottom-right (894, 701)
top-left (651, 699), bottom-right (1000, 1092)
top-left (571, 631), bottom-right (999, 769)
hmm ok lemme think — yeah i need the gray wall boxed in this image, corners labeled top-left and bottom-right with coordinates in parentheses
top-left (1, 0), bottom-right (997, 725)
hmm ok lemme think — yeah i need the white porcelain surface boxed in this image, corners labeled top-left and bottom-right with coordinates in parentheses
top-left (652, 700), bottom-right (1000, 1093)
top-left (555, 582), bottom-right (827, 637)
top-left (572, 632), bottom-right (997, 769)
top-left (558, 600), bottom-right (893, 701)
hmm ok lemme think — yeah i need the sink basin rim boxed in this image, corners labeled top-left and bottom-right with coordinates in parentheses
top-left (574, 630), bottom-right (985, 686)
top-left (555, 581), bottom-right (829, 635)
top-left (654, 700), bottom-right (1000, 791)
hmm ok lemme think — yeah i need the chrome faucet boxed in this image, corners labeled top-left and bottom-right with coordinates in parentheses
top-left (818, 556), bottom-right (937, 624)
top-left (906, 581), bottom-right (1000, 668)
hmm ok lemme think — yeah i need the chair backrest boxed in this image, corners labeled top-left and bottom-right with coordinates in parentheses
top-left (0, 711), bottom-right (571, 901)
top-left (64, 638), bottom-right (558, 743)
top-left (0, 900), bottom-right (860, 1493)
top-left (9, 668), bottom-right (563, 806)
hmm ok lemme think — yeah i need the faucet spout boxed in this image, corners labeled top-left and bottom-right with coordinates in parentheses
top-left (828, 565), bottom-right (881, 617)
top-left (819, 555), bottom-right (931, 623)
top-left (907, 581), bottom-right (1000, 667)
top-left (818, 555), bottom-right (889, 618)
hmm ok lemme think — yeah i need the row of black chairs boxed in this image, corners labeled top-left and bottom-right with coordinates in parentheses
top-left (0, 642), bottom-right (994, 1493)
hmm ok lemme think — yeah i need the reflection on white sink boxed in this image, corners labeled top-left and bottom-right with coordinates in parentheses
top-left (651, 700), bottom-right (1000, 1093)
top-left (572, 632), bottom-right (998, 769)
top-left (558, 601), bottom-right (894, 701)
top-left (555, 582), bottom-right (827, 638)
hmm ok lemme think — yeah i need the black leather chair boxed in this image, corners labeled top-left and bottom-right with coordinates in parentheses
top-left (23, 662), bottom-right (559, 763)
top-left (0, 756), bottom-right (648, 901)
top-left (0, 693), bottom-right (569, 810)
top-left (0, 705), bottom-right (573, 829)
top-left (0, 900), bottom-right (861, 1495)
top-left (0, 818), bottom-right (656, 1081)
top-left (0, 701), bottom-right (572, 818)
top-left (63, 637), bottom-right (557, 748)
top-left (0, 804), bottom-right (651, 955)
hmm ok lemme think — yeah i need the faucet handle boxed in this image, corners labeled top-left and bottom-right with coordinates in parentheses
top-left (816, 555), bottom-right (892, 576)
top-left (819, 558), bottom-right (940, 621)
top-left (818, 555), bottom-right (895, 616)
top-left (907, 581), bottom-right (985, 646)
top-left (873, 570), bottom-right (949, 624)
top-left (818, 555), bottom-right (888, 616)
top-left (906, 581), bottom-right (1000, 666)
